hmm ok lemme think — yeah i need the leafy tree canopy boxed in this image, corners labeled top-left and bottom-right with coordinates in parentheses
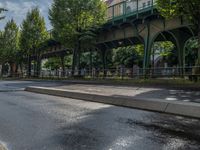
top-left (0, 19), bottom-right (19, 64)
top-left (153, 41), bottom-right (175, 57)
top-left (112, 45), bottom-right (144, 68)
top-left (157, 0), bottom-right (200, 65)
top-left (49, 0), bottom-right (106, 47)
top-left (20, 7), bottom-right (48, 56)
top-left (43, 55), bottom-right (72, 70)
top-left (157, 0), bottom-right (200, 24)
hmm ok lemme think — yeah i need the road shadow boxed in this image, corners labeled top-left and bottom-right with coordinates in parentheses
top-left (47, 104), bottom-right (200, 150)
top-left (112, 88), bottom-right (200, 103)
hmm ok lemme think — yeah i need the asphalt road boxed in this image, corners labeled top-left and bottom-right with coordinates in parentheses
top-left (0, 81), bottom-right (200, 150)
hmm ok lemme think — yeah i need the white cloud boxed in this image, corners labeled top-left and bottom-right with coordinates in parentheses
top-left (0, 2), bottom-right (3, 7)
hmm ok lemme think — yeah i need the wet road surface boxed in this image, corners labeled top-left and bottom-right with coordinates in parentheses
top-left (0, 81), bottom-right (200, 150)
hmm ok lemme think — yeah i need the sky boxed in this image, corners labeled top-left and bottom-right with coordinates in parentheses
top-left (0, 0), bottom-right (53, 30)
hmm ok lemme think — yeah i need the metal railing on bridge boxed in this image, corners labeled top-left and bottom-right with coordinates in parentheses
top-left (106, 0), bottom-right (157, 21)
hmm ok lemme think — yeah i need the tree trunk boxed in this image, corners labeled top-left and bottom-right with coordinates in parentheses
top-left (1, 63), bottom-right (4, 76)
top-left (102, 49), bottom-right (107, 78)
top-left (60, 56), bottom-right (65, 77)
top-left (28, 58), bottom-right (31, 77)
top-left (77, 44), bottom-right (81, 76)
top-left (89, 49), bottom-right (92, 76)
top-left (0, 64), bottom-right (2, 77)
top-left (33, 60), bottom-right (37, 77)
top-left (72, 39), bottom-right (80, 76)
top-left (72, 27), bottom-right (81, 77)
top-left (16, 64), bottom-right (19, 75)
top-left (19, 63), bottom-right (23, 77)
top-left (72, 48), bottom-right (77, 76)
top-left (36, 58), bottom-right (41, 78)
top-left (198, 22), bottom-right (200, 65)
top-left (10, 62), bottom-right (17, 77)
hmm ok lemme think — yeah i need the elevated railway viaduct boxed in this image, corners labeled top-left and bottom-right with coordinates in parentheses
top-left (30, 0), bottom-right (196, 76)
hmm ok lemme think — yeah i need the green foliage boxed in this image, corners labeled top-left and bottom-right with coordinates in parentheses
top-left (157, 0), bottom-right (200, 24)
top-left (0, 19), bottom-right (19, 63)
top-left (43, 58), bottom-right (61, 70)
top-left (185, 38), bottom-right (198, 66)
top-left (186, 38), bottom-right (198, 49)
top-left (80, 51), bottom-right (102, 68)
top-left (112, 45), bottom-right (144, 68)
top-left (153, 41), bottom-right (175, 57)
top-left (157, 0), bottom-right (200, 67)
top-left (49, 0), bottom-right (107, 73)
top-left (49, 0), bottom-right (106, 47)
top-left (20, 7), bottom-right (48, 56)
top-left (43, 55), bottom-right (73, 70)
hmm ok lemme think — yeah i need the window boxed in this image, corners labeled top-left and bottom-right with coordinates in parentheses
top-left (143, 2), bottom-right (146, 8)
top-left (148, 1), bottom-right (151, 6)
top-left (126, 6), bottom-right (131, 13)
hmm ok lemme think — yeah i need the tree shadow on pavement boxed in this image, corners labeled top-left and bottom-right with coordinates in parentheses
top-left (112, 88), bottom-right (200, 103)
top-left (48, 104), bottom-right (200, 150)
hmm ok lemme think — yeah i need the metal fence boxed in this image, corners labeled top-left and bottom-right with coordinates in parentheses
top-left (38, 66), bottom-right (200, 79)
top-left (1, 66), bottom-right (199, 80)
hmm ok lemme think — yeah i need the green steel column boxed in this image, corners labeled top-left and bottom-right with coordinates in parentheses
top-left (112, 5), bottom-right (114, 19)
top-left (151, 0), bottom-right (154, 14)
top-left (123, 1), bottom-right (126, 15)
top-left (136, 0), bottom-right (139, 18)
top-left (123, 1), bottom-right (126, 21)
top-left (101, 49), bottom-right (107, 78)
top-left (170, 30), bottom-right (192, 76)
top-left (177, 39), bottom-right (184, 76)
top-left (143, 22), bottom-right (152, 76)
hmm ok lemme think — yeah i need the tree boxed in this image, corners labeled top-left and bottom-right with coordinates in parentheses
top-left (49, 0), bottom-right (106, 75)
top-left (20, 7), bottom-right (48, 77)
top-left (185, 38), bottom-right (198, 66)
top-left (80, 51), bottom-right (102, 69)
top-left (44, 58), bottom-right (62, 70)
top-left (0, 31), bottom-right (4, 64)
top-left (0, 19), bottom-right (19, 76)
top-left (157, 0), bottom-right (200, 65)
top-left (43, 56), bottom-right (72, 70)
top-left (153, 41), bottom-right (174, 57)
top-left (113, 45), bottom-right (144, 68)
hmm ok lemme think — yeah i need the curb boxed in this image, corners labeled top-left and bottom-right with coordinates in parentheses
top-left (22, 79), bottom-right (200, 91)
top-left (25, 86), bottom-right (200, 119)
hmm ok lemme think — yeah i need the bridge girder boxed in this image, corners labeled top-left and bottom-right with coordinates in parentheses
top-left (97, 15), bottom-right (196, 71)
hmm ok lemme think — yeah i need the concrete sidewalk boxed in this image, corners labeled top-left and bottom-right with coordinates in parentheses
top-left (25, 83), bottom-right (200, 118)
